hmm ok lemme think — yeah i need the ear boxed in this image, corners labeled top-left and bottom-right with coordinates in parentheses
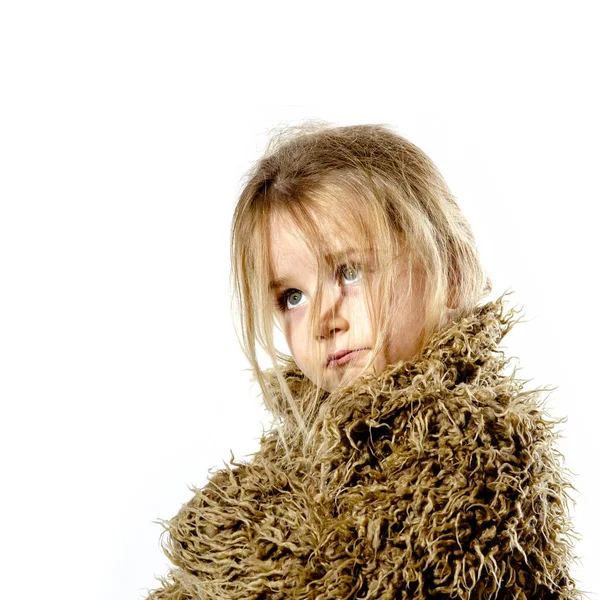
top-left (446, 288), bottom-right (460, 310)
top-left (446, 259), bottom-right (460, 310)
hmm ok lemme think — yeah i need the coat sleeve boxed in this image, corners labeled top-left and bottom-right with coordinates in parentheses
top-left (143, 465), bottom-right (243, 600)
top-left (142, 440), bottom-right (299, 600)
top-left (383, 387), bottom-right (584, 599)
top-left (144, 574), bottom-right (195, 600)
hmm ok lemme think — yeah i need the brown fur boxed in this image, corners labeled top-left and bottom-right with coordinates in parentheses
top-left (145, 293), bottom-right (583, 599)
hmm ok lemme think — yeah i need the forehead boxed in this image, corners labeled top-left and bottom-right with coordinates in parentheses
top-left (268, 212), bottom-right (351, 267)
top-left (267, 212), bottom-right (363, 294)
top-left (268, 215), bottom-right (317, 288)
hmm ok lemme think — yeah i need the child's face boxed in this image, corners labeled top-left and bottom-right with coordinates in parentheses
top-left (268, 214), bottom-right (427, 393)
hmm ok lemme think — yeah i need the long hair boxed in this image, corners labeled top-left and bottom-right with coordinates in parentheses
top-left (230, 121), bottom-right (492, 458)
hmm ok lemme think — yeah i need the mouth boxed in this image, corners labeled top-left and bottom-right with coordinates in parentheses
top-left (327, 348), bottom-right (369, 367)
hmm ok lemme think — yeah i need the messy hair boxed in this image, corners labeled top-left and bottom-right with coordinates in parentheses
top-left (230, 121), bottom-right (492, 458)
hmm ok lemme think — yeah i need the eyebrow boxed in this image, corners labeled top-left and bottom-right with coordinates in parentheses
top-left (269, 248), bottom-right (370, 292)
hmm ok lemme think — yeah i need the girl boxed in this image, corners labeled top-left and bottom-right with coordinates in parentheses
top-left (145, 123), bottom-right (583, 599)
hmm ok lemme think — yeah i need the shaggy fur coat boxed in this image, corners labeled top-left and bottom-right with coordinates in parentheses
top-left (145, 294), bottom-right (583, 599)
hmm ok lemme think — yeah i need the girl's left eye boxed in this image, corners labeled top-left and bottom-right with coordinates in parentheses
top-left (338, 264), bottom-right (362, 284)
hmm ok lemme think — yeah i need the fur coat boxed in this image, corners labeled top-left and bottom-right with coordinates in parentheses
top-left (145, 294), bottom-right (583, 599)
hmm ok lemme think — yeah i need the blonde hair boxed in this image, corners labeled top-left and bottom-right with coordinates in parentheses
top-left (230, 121), bottom-right (492, 457)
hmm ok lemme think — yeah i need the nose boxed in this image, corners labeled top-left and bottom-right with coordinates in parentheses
top-left (316, 282), bottom-right (349, 340)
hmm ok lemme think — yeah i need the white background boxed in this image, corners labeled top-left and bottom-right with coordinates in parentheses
top-left (1, 2), bottom-right (597, 599)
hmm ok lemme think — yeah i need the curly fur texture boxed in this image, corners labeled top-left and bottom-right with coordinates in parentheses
top-left (145, 293), bottom-right (583, 599)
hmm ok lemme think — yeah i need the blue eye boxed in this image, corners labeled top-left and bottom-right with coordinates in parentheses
top-left (277, 289), bottom-right (307, 311)
top-left (339, 264), bottom-right (362, 284)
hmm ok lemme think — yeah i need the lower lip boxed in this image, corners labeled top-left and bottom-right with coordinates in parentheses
top-left (328, 349), bottom-right (368, 367)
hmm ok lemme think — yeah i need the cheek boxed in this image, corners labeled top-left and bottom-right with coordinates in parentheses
top-left (346, 288), bottom-right (374, 334)
top-left (282, 310), bottom-right (309, 357)
top-left (387, 304), bottom-right (426, 359)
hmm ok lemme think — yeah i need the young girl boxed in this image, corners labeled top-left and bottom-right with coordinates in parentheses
top-left (145, 123), bottom-right (583, 599)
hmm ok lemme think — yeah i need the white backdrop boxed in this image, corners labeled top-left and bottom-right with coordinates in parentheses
top-left (1, 2), bottom-right (597, 599)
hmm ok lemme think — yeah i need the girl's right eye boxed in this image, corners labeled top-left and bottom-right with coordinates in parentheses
top-left (277, 289), bottom-right (307, 312)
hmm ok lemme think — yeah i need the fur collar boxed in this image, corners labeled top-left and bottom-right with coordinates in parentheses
top-left (146, 293), bottom-right (583, 600)
top-left (261, 291), bottom-right (530, 447)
